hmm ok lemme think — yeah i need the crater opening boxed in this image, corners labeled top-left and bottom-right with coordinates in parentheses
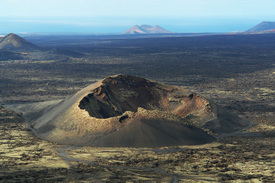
top-left (78, 74), bottom-right (208, 120)
top-left (78, 75), bottom-right (164, 119)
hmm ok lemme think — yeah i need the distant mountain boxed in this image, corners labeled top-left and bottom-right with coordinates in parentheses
top-left (0, 33), bottom-right (39, 50)
top-left (246, 21), bottom-right (275, 32)
top-left (122, 25), bottom-right (173, 34)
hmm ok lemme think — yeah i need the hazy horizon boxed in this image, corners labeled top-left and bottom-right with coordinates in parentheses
top-left (1, 0), bottom-right (275, 34)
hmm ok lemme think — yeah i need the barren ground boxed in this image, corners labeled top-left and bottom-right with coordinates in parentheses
top-left (0, 34), bottom-right (275, 182)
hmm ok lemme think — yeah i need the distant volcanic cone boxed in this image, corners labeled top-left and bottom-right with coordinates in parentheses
top-left (0, 33), bottom-right (39, 50)
top-left (31, 74), bottom-right (248, 147)
top-left (246, 21), bottom-right (275, 32)
top-left (122, 25), bottom-right (173, 34)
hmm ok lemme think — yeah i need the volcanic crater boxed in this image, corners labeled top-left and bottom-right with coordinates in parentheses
top-left (32, 74), bottom-right (249, 147)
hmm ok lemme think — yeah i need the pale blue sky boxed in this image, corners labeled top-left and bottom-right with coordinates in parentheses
top-left (0, 0), bottom-right (275, 33)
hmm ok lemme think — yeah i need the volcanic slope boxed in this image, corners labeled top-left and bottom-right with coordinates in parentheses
top-left (122, 25), bottom-right (172, 34)
top-left (0, 33), bottom-right (39, 50)
top-left (31, 75), bottom-right (248, 147)
top-left (246, 21), bottom-right (275, 32)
